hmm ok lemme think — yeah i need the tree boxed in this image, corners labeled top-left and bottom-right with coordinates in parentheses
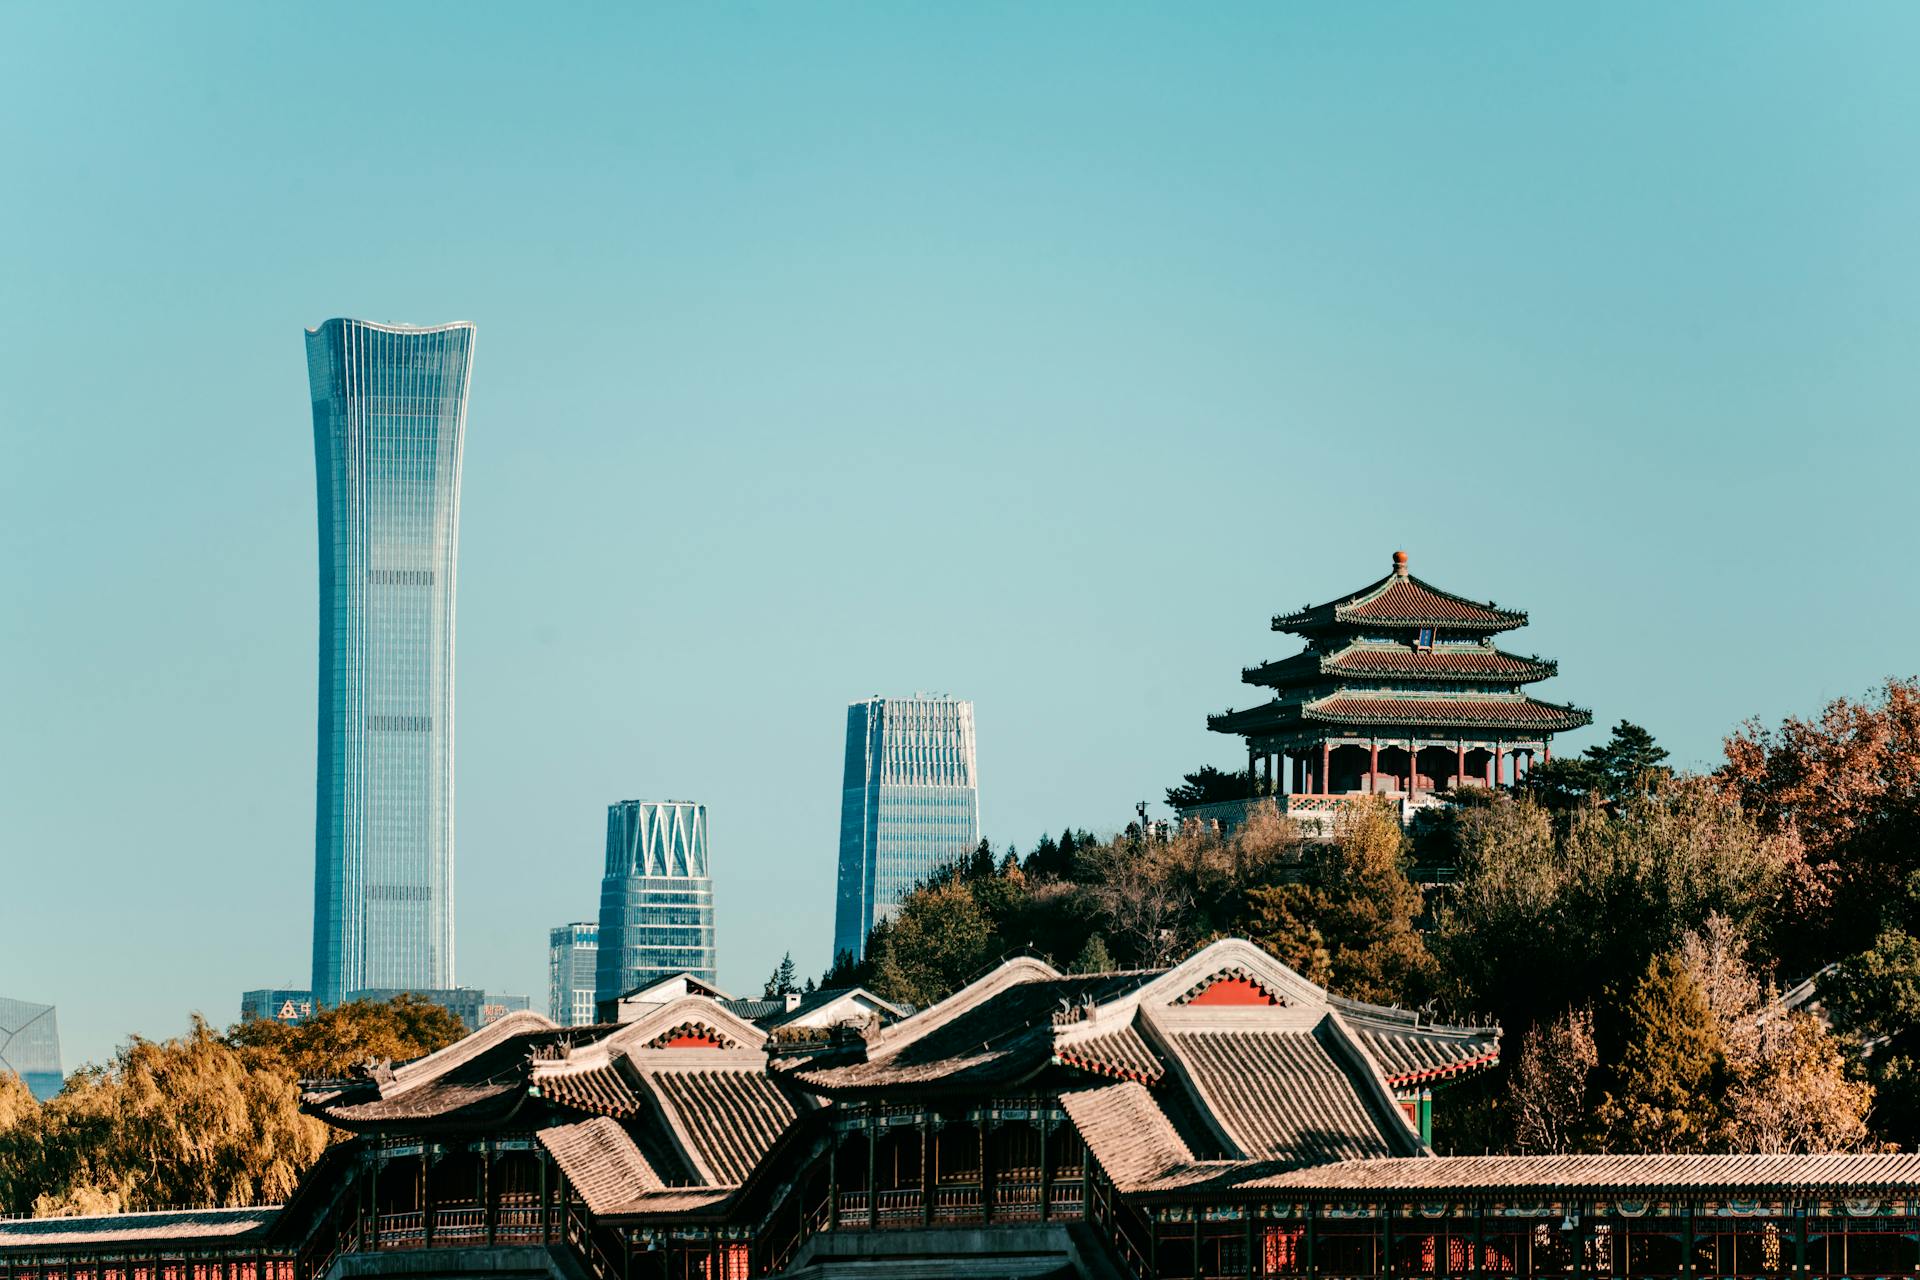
top-left (1819, 927), bottom-right (1920, 1146)
top-left (1072, 933), bottom-right (1116, 975)
top-left (1513, 721), bottom-right (1670, 811)
top-left (14, 1018), bottom-right (330, 1216)
top-left (1245, 797), bottom-right (1433, 1005)
top-left (863, 881), bottom-right (994, 1007)
top-left (1438, 780), bottom-right (1791, 1046)
top-left (1599, 953), bottom-right (1726, 1153)
top-left (226, 993), bottom-right (467, 1081)
top-left (1166, 766), bottom-right (1257, 809)
top-left (1721, 677), bottom-right (1920, 967)
top-left (763, 952), bottom-right (799, 1000)
top-left (0, 1072), bottom-right (47, 1216)
top-left (1723, 1012), bottom-right (1872, 1152)
top-left (1508, 1006), bottom-right (1598, 1154)
top-left (1585, 721), bottom-right (1672, 796)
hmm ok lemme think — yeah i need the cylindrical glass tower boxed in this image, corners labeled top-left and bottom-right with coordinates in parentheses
top-left (307, 318), bottom-right (475, 1007)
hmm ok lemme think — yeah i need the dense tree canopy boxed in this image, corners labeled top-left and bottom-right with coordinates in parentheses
top-left (0, 997), bottom-right (466, 1217)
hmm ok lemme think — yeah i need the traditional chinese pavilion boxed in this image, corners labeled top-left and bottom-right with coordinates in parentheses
top-left (1207, 552), bottom-right (1591, 812)
top-left (7, 939), bottom-right (1920, 1280)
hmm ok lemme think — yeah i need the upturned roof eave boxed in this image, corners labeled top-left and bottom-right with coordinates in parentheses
top-left (1240, 649), bottom-right (1558, 690)
top-left (1209, 698), bottom-right (1593, 736)
top-left (1270, 572), bottom-right (1527, 635)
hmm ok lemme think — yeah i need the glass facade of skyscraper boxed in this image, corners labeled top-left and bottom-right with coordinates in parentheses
top-left (832, 696), bottom-right (980, 965)
top-left (548, 922), bottom-right (599, 1027)
top-left (595, 801), bottom-right (717, 1006)
top-left (307, 319), bottom-right (475, 1008)
top-left (0, 995), bottom-right (63, 1102)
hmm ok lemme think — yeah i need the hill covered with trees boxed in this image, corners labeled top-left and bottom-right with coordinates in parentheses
top-left (834, 684), bottom-right (1920, 1156)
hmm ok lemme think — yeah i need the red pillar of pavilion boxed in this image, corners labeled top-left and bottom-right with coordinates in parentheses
top-left (1319, 742), bottom-right (1331, 796)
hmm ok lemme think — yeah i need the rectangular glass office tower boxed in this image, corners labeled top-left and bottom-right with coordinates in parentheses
top-left (307, 319), bottom-right (475, 1007)
top-left (595, 801), bottom-right (717, 1005)
top-left (832, 696), bottom-right (979, 965)
top-left (548, 922), bottom-right (599, 1027)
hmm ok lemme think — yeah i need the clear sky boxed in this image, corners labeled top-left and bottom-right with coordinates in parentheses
top-left (4, 4), bottom-right (1917, 1069)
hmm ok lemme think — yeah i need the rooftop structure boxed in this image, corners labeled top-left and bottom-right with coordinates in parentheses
top-left (1205, 551), bottom-right (1590, 827)
top-left (833, 695), bottom-right (980, 965)
top-left (239, 989), bottom-right (316, 1025)
top-left (16, 939), bottom-right (1914, 1279)
top-left (307, 318), bottom-right (476, 1007)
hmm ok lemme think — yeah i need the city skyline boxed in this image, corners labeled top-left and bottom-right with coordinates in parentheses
top-left (7, 5), bottom-right (1920, 1069)
top-left (307, 319), bottom-right (475, 1006)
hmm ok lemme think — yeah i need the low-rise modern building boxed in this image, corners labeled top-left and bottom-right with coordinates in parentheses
top-left (0, 994), bottom-right (62, 1101)
top-left (595, 800), bottom-right (717, 1007)
top-left (548, 922), bottom-right (599, 1027)
top-left (12, 938), bottom-right (1915, 1280)
top-left (239, 989), bottom-right (316, 1025)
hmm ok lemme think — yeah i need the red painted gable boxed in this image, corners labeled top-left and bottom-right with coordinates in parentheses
top-left (1185, 976), bottom-right (1278, 1007)
top-left (659, 1030), bottom-right (725, 1049)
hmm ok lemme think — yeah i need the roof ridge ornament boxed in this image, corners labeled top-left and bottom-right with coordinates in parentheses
top-left (1392, 549), bottom-right (1409, 577)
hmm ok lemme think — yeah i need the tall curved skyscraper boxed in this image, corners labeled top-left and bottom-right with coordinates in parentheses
top-left (307, 318), bottom-right (475, 1007)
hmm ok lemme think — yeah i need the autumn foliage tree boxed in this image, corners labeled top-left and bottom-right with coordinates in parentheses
top-left (0, 997), bottom-right (466, 1218)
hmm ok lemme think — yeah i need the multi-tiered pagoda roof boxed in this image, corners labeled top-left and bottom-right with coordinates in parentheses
top-left (1207, 551), bottom-right (1590, 805)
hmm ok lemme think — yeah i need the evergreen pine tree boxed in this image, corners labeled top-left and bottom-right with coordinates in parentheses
top-left (1600, 952), bottom-right (1726, 1152)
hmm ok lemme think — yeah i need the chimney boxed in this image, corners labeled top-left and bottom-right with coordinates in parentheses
top-left (785, 991), bottom-right (802, 1013)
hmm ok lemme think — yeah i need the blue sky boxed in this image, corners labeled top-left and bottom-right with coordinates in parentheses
top-left (3, 4), bottom-right (1917, 1068)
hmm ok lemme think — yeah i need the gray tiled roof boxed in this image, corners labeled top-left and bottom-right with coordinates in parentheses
top-left (1348, 1023), bottom-right (1499, 1085)
top-left (647, 1070), bottom-right (806, 1185)
top-left (538, 1060), bottom-right (644, 1117)
top-left (1058, 1082), bottom-right (1195, 1191)
top-left (1233, 1152), bottom-right (1920, 1195)
top-left (536, 1117), bottom-right (665, 1214)
top-left (0, 1208), bottom-right (279, 1248)
top-left (1055, 1023), bottom-right (1164, 1084)
top-left (797, 973), bottom-right (1157, 1094)
top-left (1165, 1026), bottom-right (1408, 1164)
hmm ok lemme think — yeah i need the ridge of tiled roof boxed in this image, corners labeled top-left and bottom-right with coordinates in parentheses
top-left (377, 1009), bottom-right (556, 1099)
top-left (0, 1208), bottom-right (280, 1249)
top-left (1229, 1152), bottom-right (1920, 1195)
top-left (534, 1056), bottom-right (646, 1118)
top-left (792, 959), bottom-right (1160, 1095)
top-left (1275, 568), bottom-right (1525, 634)
top-left (306, 1025), bottom-right (594, 1129)
top-left (536, 1117), bottom-right (665, 1214)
